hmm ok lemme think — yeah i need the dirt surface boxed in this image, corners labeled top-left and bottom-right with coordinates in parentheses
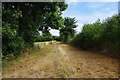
top-left (2, 42), bottom-right (119, 78)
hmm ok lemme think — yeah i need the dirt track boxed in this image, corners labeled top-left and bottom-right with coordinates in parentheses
top-left (3, 42), bottom-right (119, 78)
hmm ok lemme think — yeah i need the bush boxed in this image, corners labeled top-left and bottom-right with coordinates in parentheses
top-left (71, 20), bottom-right (104, 50)
top-left (36, 35), bottom-right (53, 42)
top-left (44, 36), bottom-right (53, 41)
top-left (36, 36), bottom-right (46, 42)
top-left (101, 15), bottom-right (120, 54)
top-left (71, 15), bottom-right (120, 57)
top-left (53, 36), bottom-right (61, 41)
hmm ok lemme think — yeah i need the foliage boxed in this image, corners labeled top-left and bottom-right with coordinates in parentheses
top-left (2, 9), bottom-right (24, 57)
top-left (36, 33), bottom-right (53, 42)
top-left (71, 15), bottom-right (120, 57)
top-left (101, 15), bottom-right (120, 53)
top-left (60, 17), bottom-right (77, 42)
top-left (72, 20), bottom-right (104, 49)
top-left (2, 2), bottom-right (68, 59)
top-left (53, 36), bottom-right (61, 41)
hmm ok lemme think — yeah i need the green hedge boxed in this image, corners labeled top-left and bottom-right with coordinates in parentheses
top-left (71, 15), bottom-right (120, 57)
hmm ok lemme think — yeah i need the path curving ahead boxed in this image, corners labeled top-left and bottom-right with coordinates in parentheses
top-left (3, 42), bottom-right (119, 78)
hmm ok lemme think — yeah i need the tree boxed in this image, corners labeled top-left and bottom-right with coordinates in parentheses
top-left (2, 2), bottom-right (68, 58)
top-left (60, 17), bottom-right (77, 42)
top-left (2, 9), bottom-right (24, 57)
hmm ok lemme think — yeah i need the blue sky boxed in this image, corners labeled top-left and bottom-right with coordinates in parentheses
top-left (50, 1), bottom-right (118, 36)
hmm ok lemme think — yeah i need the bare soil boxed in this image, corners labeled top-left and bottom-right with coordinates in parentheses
top-left (2, 42), bottom-right (119, 78)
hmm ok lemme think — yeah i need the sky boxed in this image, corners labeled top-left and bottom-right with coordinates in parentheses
top-left (50, 1), bottom-right (119, 36)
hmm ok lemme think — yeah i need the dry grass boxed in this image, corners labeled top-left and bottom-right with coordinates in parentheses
top-left (2, 43), bottom-right (53, 71)
top-left (2, 42), bottom-right (119, 78)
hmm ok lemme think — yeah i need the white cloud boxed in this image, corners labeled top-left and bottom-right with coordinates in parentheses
top-left (51, 9), bottom-right (117, 35)
top-left (63, 9), bottom-right (117, 33)
top-left (69, 0), bottom-right (78, 2)
top-left (66, 0), bottom-right (119, 2)
top-left (105, 7), bottom-right (112, 11)
top-left (51, 1), bottom-right (118, 35)
top-left (87, 3), bottom-right (107, 9)
top-left (75, 23), bottom-right (84, 33)
top-left (65, 0), bottom-right (79, 6)
top-left (50, 29), bottom-right (59, 36)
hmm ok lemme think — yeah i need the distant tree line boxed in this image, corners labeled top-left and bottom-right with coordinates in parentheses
top-left (36, 17), bottom-right (78, 43)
